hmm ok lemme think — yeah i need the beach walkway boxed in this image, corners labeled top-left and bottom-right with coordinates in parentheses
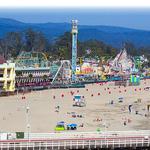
top-left (0, 130), bottom-right (150, 149)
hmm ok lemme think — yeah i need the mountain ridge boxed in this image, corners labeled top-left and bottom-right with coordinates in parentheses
top-left (0, 18), bottom-right (150, 48)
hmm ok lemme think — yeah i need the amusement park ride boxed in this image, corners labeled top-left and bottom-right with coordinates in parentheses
top-left (71, 20), bottom-right (78, 82)
top-left (0, 19), bottom-right (149, 93)
top-left (15, 51), bottom-right (49, 68)
top-left (15, 51), bottom-right (51, 90)
top-left (14, 20), bottom-right (79, 91)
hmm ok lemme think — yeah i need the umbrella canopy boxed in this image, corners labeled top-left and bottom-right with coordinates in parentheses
top-left (57, 121), bottom-right (65, 126)
top-left (67, 124), bottom-right (77, 127)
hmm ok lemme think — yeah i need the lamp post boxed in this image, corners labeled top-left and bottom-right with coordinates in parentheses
top-left (26, 105), bottom-right (30, 141)
top-left (103, 122), bottom-right (107, 146)
top-left (27, 123), bottom-right (30, 141)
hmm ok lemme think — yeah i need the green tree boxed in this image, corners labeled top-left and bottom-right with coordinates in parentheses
top-left (24, 28), bottom-right (48, 52)
top-left (54, 32), bottom-right (72, 59)
top-left (0, 32), bottom-right (23, 58)
top-left (124, 42), bottom-right (137, 56)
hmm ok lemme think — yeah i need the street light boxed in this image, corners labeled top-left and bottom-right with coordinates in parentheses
top-left (27, 124), bottom-right (30, 141)
top-left (26, 105), bottom-right (30, 141)
top-left (103, 122), bottom-right (107, 146)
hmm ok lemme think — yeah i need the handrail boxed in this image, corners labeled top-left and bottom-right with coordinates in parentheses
top-left (0, 130), bottom-right (150, 141)
top-left (0, 138), bottom-right (149, 148)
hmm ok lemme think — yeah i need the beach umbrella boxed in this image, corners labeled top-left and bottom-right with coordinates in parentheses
top-left (68, 123), bottom-right (77, 127)
top-left (59, 121), bottom-right (65, 124)
top-left (57, 122), bottom-right (64, 126)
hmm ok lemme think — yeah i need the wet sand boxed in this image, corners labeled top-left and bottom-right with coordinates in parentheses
top-left (0, 79), bottom-right (150, 133)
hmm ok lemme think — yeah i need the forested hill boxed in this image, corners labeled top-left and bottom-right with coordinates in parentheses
top-left (1, 18), bottom-right (150, 48)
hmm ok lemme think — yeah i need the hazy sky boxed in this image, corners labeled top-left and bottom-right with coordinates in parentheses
top-left (0, 8), bottom-right (150, 30)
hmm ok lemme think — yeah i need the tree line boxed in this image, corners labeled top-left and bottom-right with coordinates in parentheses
top-left (0, 28), bottom-right (149, 62)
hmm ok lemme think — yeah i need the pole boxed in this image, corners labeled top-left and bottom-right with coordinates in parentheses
top-left (104, 122), bottom-right (107, 146)
top-left (26, 104), bottom-right (30, 141)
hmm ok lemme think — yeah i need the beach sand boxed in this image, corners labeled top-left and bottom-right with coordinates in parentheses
top-left (0, 79), bottom-right (150, 133)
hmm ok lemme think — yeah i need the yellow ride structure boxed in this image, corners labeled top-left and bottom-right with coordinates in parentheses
top-left (0, 63), bottom-right (15, 92)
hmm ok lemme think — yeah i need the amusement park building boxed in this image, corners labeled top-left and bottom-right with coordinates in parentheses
top-left (0, 63), bottom-right (15, 93)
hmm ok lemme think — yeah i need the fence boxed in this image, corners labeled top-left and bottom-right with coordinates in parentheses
top-left (0, 130), bottom-right (150, 149)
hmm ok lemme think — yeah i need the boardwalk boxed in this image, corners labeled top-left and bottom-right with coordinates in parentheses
top-left (0, 130), bottom-right (150, 149)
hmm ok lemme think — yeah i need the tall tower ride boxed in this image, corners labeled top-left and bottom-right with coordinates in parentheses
top-left (71, 20), bottom-right (78, 82)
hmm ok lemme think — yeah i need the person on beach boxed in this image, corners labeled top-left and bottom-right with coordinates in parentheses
top-left (124, 121), bottom-right (127, 126)
top-left (147, 104), bottom-right (150, 112)
top-left (128, 105), bottom-right (133, 113)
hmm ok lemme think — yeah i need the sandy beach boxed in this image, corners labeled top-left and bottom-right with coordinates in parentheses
top-left (0, 79), bottom-right (150, 133)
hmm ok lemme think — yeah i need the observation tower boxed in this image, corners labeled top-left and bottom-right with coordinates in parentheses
top-left (71, 20), bottom-right (78, 82)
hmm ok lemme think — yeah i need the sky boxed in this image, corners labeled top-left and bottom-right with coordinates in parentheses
top-left (0, 8), bottom-right (150, 30)
top-left (0, 0), bottom-right (150, 7)
top-left (0, 0), bottom-right (150, 31)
